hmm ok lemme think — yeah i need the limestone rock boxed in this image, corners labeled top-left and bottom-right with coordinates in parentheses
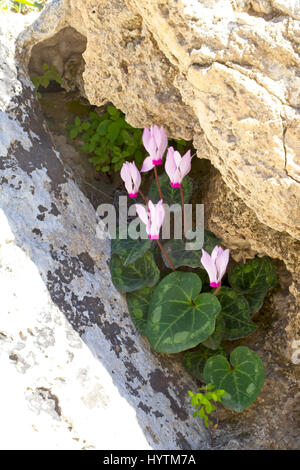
top-left (20, 0), bottom-right (300, 237)
top-left (2, 0), bottom-right (299, 450)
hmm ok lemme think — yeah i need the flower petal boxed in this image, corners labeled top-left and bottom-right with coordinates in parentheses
top-left (148, 200), bottom-right (165, 239)
top-left (140, 156), bottom-right (155, 172)
top-left (172, 168), bottom-right (182, 185)
top-left (130, 162), bottom-right (141, 192)
top-left (142, 127), bottom-right (151, 153)
top-left (152, 125), bottom-right (162, 147)
top-left (157, 126), bottom-right (168, 159)
top-left (120, 162), bottom-right (131, 183)
top-left (156, 200), bottom-right (165, 228)
top-left (201, 249), bottom-right (218, 285)
top-left (211, 245), bottom-right (223, 264)
top-left (165, 147), bottom-right (177, 181)
top-left (120, 162), bottom-right (133, 194)
top-left (135, 204), bottom-right (149, 226)
top-left (173, 150), bottom-right (182, 168)
top-left (215, 248), bottom-right (230, 283)
top-left (179, 150), bottom-right (192, 179)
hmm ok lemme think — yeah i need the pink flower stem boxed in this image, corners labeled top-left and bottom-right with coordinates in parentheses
top-left (180, 186), bottom-right (186, 242)
top-left (156, 239), bottom-right (175, 271)
top-left (153, 166), bottom-right (163, 201)
top-left (213, 285), bottom-right (221, 296)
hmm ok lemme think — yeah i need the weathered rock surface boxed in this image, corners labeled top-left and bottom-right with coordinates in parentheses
top-left (200, 167), bottom-right (300, 449)
top-left (21, 0), bottom-right (300, 238)
top-left (0, 14), bottom-right (209, 450)
top-left (1, 0), bottom-right (299, 450)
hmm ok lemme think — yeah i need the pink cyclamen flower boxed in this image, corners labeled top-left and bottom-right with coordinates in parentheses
top-left (140, 125), bottom-right (168, 172)
top-left (165, 147), bottom-right (192, 188)
top-left (120, 161), bottom-right (141, 198)
top-left (201, 246), bottom-right (230, 287)
top-left (135, 199), bottom-right (165, 240)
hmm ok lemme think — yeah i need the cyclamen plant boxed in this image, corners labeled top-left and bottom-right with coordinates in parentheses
top-left (110, 124), bottom-right (277, 435)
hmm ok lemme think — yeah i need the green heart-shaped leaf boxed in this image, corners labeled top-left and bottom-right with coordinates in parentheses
top-left (146, 272), bottom-right (221, 353)
top-left (217, 287), bottom-right (258, 340)
top-left (111, 227), bottom-right (152, 266)
top-left (201, 313), bottom-right (225, 350)
top-left (110, 251), bottom-right (159, 293)
top-left (148, 173), bottom-right (193, 205)
top-left (161, 230), bottom-right (221, 269)
top-left (229, 257), bottom-right (277, 314)
top-left (126, 286), bottom-right (154, 335)
top-left (184, 345), bottom-right (227, 380)
top-left (203, 346), bottom-right (265, 411)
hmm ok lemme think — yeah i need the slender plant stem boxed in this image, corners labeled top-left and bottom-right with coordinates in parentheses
top-left (213, 285), bottom-right (221, 296)
top-left (138, 189), bottom-right (148, 205)
top-left (210, 424), bottom-right (216, 447)
top-left (180, 186), bottom-right (186, 242)
top-left (156, 239), bottom-right (175, 271)
top-left (153, 166), bottom-right (163, 201)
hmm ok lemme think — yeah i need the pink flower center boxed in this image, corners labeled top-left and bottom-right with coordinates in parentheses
top-left (171, 182), bottom-right (181, 188)
top-left (152, 159), bottom-right (163, 165)
top-left (210, 282), bottom-right (221, 287)
top-left (128, 192), bottom-right (138, 198)
top-left (149, 234), bottom-right (159, 240)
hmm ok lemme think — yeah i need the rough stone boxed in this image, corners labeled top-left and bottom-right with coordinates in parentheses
top-left (1, 0), bottom-right (299, 450)
top-left (20, 0), bottom-right (300, 238)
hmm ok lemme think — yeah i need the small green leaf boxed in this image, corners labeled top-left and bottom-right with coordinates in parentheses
top-left (88, 156), bottom-right (101, 165)
top-left (183, 345), bottom-right (227, 380)
top-left (133, 129), bottom-right (142, 142)
top-left (40, 77), bottom-right (50, 88)
top-left (146, 272), bottom-right (221, 353)
top-left (89, 111), bottom-right (99, 121)
top-left (81, 122), bottom-right (91, 131)
top-left (114, 161), bottom-right (124, 171)
top-left (108, 122), bottom-right (121, 142)
top-left (217, 287), bottom-right (258, 340)
top-left (74, 116), bottom-right (81, 127)
top-left (203, 346), bottom-right (265, 412)
top-left (97, 119), bottom-right (111, 136)
top-left (95, 147), bottom-right (105, 157)
top-left (81, 143), bottom-right (91, 152)
top-left (229, 257), bottom-right (277, 314)
top-left (110, 252), bottom-right (160, 293)
top-left (107, 105), bottom-right (120, 118)
top-left (69, 128), bottom-right (78, 139)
